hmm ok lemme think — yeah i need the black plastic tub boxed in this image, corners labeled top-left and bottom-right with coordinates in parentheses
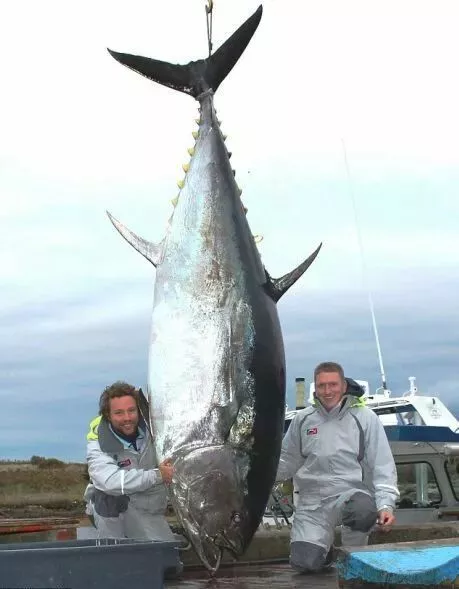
top-left (0, 538), bottom-right (180, 589)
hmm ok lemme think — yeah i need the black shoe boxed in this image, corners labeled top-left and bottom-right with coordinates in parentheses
top-left (320, 546), bottom-right (335, 571)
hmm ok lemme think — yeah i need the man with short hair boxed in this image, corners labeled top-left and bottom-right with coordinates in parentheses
top-left (277, 361), bottom-right (399, 573)
top-left (84, 381), bottom-right (182, 573)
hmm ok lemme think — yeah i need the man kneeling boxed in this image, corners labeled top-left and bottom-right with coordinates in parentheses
top-left (83, 381), bottom-right (183, 577)
top-left (277, 362), bottom-right (399, 573)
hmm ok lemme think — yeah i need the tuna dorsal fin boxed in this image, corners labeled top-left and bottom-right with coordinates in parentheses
top-left (106, 211), bottom-right (162, 267)
top-left (107, 5), bottom-right (262, 99)
top-left (265, 243), bottom-right (322, 302)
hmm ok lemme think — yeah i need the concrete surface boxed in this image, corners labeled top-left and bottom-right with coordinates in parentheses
top-left (166, 563), bottom-right (338, 589)
top-left (178, 522), bottom-right (459, 568)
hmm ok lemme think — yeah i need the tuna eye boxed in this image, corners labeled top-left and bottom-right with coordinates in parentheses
top-left (231, 512), bottom-right (241, 524)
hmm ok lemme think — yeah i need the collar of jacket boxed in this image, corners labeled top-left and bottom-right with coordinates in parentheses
top-left (311, 377), bottom-right (366, 413)
top-left (109, 423), bottom-right (146, 451)
top-left (98, 417), bottom-right (148, 454)
top-left (312, 392), bottom-right (366, 418)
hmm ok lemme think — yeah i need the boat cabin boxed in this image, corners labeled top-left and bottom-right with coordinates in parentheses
top-left (265, 377), bottom-right (459, 526)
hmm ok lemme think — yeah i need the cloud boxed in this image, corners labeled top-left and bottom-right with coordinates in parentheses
top-left (0, 305), bottom-right (152, 461)
top-left (1, 0), bottom-right (458, 459)
top-left (1, 263), bottom-right (457, 461)
top-left (280, 269), bottom-right (459, 417)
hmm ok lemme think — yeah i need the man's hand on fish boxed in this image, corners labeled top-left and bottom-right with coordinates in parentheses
top-left (159, 459), bottom-right (174, 485)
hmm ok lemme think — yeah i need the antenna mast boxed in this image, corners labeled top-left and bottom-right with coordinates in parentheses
top-left (341, 140), bottom-right (388, 391)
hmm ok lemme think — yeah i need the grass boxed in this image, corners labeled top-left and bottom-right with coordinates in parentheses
top-left (0, 461), bottom-right (88, 517)
top-left (1, 457), bottom-right (458, 519)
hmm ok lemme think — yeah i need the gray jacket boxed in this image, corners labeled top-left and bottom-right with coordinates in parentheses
top-left (85, 417), bottom-right (168, 518)
top-left (276, 395), bottom-right (399, 511)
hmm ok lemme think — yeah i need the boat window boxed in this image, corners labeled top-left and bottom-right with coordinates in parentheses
top-left (396, 462), bottom-right (442, 508)
top-left (444, 457), bottom-right (459, 501)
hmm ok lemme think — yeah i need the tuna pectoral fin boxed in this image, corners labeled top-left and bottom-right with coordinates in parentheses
top-left (107, 5), bottom-right (262, 98)
top-left (106, 211), bottom-right (162, 267)
top-left (266, 243), bottom-right (322, 302)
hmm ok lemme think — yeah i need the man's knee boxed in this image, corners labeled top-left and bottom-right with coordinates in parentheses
top-left (290, 541), bottom-right (327, 573)
top-left (342, 492), bottom-right (377, 532)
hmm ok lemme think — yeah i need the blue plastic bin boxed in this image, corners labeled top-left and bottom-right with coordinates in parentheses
top-left (0, 538), bottom-right (180, 589)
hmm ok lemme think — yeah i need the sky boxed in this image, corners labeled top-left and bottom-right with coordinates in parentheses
top-left (1, 0), bottom-right (458, 461)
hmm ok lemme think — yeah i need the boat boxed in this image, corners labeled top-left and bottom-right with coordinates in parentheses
top-left (264, 376), bottom-right (459, 527)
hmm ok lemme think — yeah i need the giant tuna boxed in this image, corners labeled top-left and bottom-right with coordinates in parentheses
top-left (107, 4), bottom-right (321, 573)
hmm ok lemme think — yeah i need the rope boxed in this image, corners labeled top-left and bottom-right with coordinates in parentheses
top-left (205, 0), bottom-right (213, 57)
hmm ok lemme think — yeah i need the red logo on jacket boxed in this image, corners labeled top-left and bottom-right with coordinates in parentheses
top-left (306, 427), bottom-right (318, 436)
top-left (117, 458), bottom-right (131, 467)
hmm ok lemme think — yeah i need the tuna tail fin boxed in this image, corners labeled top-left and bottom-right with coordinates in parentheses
top-left (266, 243), bottom-right (322, 302)
top-left (107, 5), bottom-right (262, 98)
top-left (106, 211), bottom-right (162, 267)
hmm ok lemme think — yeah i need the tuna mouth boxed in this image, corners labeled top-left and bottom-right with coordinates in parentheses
top-left (174, 513), bottom-right (224, 574)
top-left (191, 534), bottom-right (223, 574)
top-left (214, 531), bottom-right (244, 557)
top-left (202, 546), bottom-right (223, 576)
